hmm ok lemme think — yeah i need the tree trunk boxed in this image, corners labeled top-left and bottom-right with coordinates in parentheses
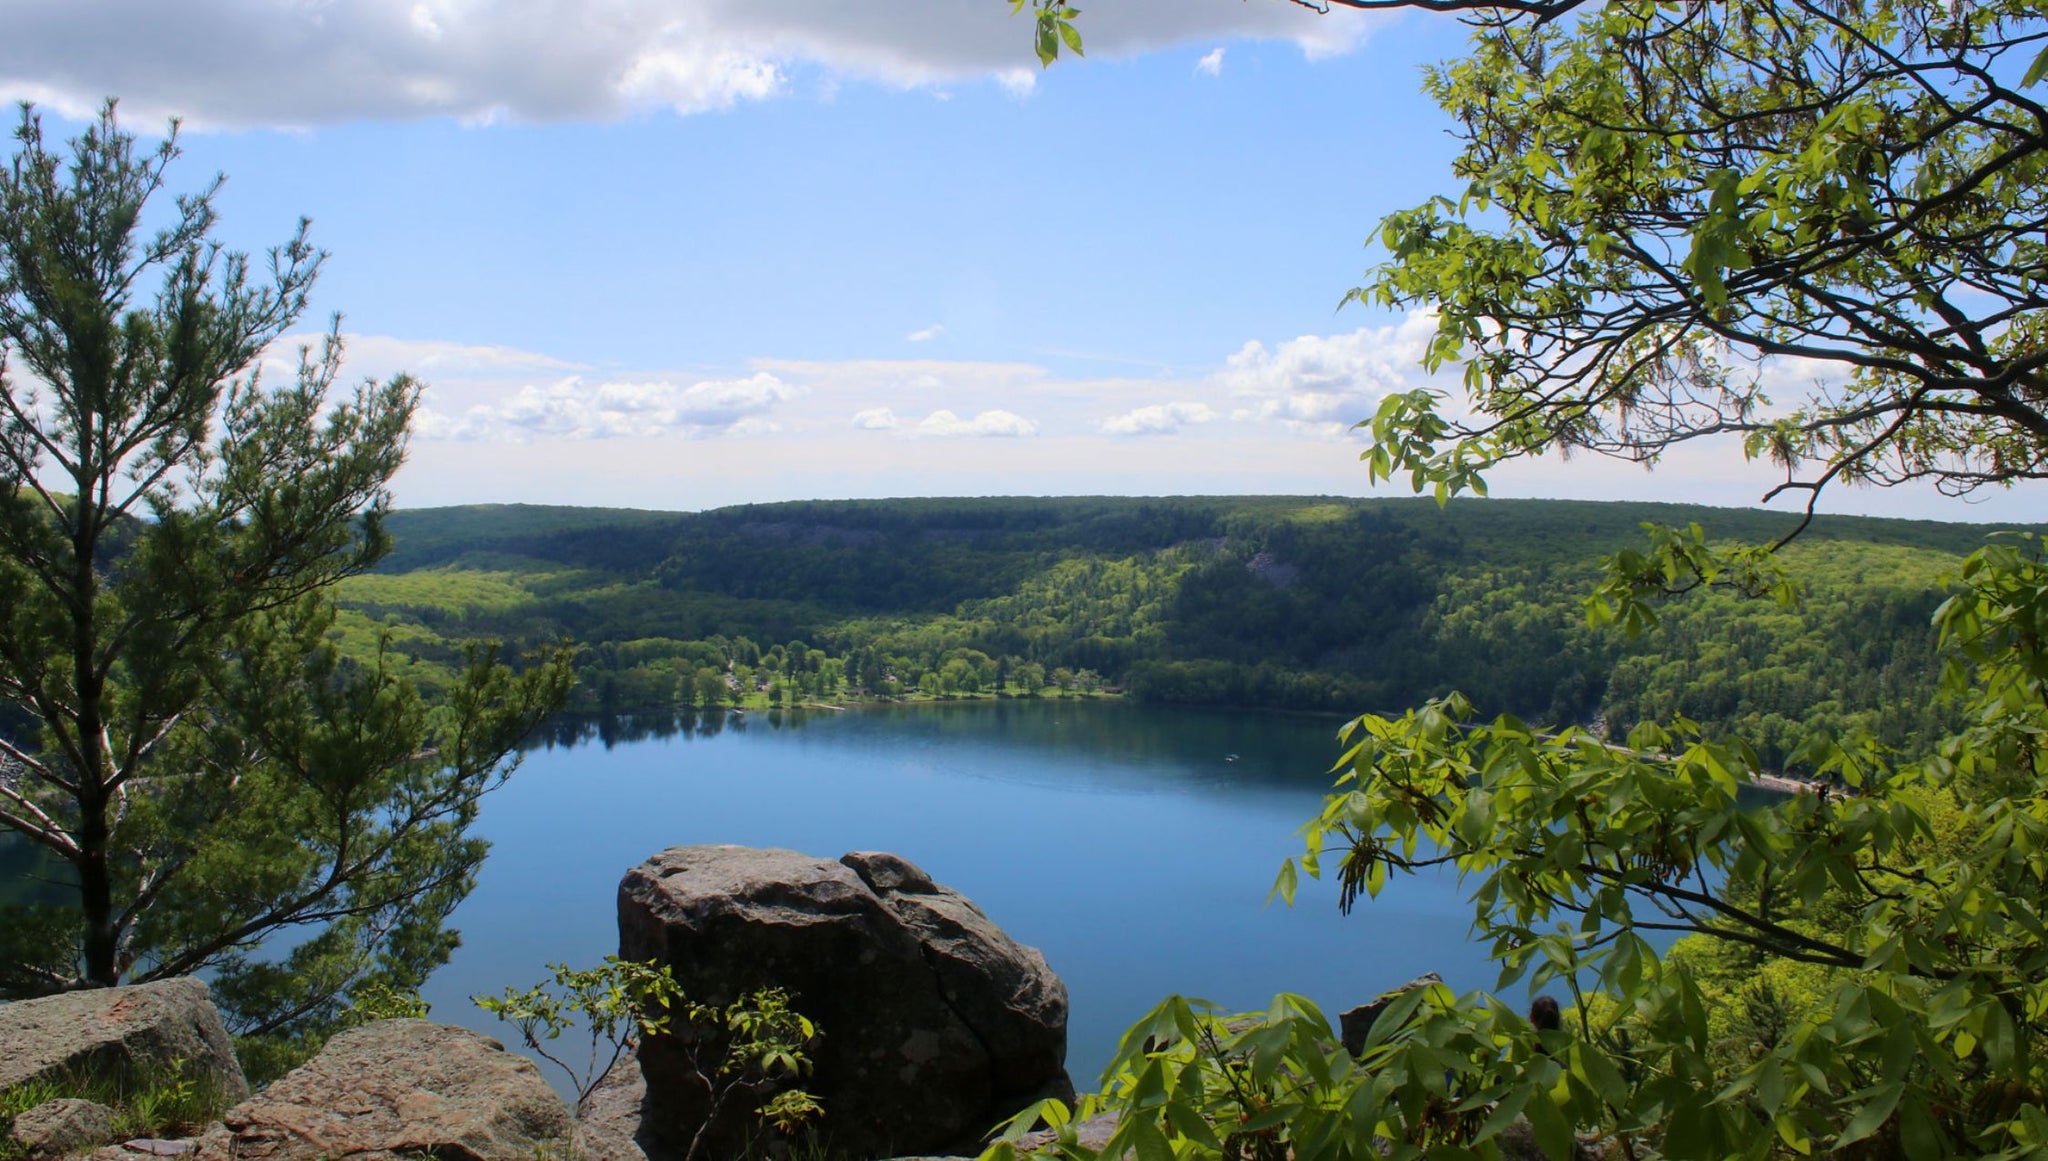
top-left (77, 791), bottom-right (119, 986)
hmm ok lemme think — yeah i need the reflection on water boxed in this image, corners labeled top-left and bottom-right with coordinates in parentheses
top-left (429, 698), bottom-right (1498, 1086)
top-left (0, 699), bottom-right (1751, 1087)
top-left (532, 700), bottom-right (1353, 794)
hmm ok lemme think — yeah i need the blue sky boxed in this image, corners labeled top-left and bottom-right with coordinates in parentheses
top-left (4, 1), bottom-right (2037, 521)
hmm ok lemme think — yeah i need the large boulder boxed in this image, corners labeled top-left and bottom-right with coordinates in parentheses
top-left (9, 1098), bottom-right (117, 1158)
top-left (222, 1020), bottom-right (574, 1161)
top-left (618, 845), bottom-right (1072, 1158)
top-left (0, 978), bottom-right (247, 1102)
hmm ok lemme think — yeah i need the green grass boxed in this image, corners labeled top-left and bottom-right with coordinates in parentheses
top-left (0, 1060), bottom-right (234, 1160)
top-left (338, 565), bottom-right (579, 614)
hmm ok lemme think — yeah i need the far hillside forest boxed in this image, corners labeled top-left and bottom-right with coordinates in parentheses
top-left (335, 495), bottom-right (2019, 772)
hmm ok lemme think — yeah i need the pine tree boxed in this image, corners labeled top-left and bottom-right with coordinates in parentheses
top-left (0, 103), bottom-right (570, 1038)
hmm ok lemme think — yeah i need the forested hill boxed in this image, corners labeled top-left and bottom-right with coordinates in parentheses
top-left (340, 496), bottom-right (2035, 770)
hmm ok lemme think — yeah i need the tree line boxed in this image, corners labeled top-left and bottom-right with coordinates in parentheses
top-left (338, 494), bottom-right (2007, 772)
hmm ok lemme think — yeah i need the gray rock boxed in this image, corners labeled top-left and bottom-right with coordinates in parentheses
top-left (221, 1020), bottom-right (574, 1161)
top-left (0, 979), bottom-right (247, 1103)
top-left (1338, 973), bottom-right (1442, 1059)
top-left (1010, 1110), bottom-right (1121, 1156)
top-left (573, 1050), bottom-right (661, 1161)
top-left (9, 1098), bottom-right (117, 1157)
top-left (81, 1125), bottom-right (233, 1161)
top-left (618, 845), bottom-right (1072, 1159)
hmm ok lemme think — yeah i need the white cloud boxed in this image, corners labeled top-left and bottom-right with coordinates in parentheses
top-left (854, 406), bottom-right (1038, 438)
top-left (1195, 47), bottom-right (1225, 76)
top-left (905, 323), bottom-right (946, 343)
top-left (918, 408), bottom-right (1037, 437)
top-left (1216, 310), bottom-right (1440, 436)
top-left (752, 356), bottom-right (1049, 397)
top-left (0, 1), bottom-right (1378, 128)
top-left (262, 332), bottom-right (584, 383)
top-left (415, 371), bottom-right (799, 441)
top-left (1100, 401), bottom-right (1217, 436)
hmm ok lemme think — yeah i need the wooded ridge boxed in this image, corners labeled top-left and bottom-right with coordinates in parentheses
top-left (335, 495), bottom-right (2021, 772)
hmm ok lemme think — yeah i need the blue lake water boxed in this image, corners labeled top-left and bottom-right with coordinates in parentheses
top-left (422, 698), bottom-right (1507, 1087)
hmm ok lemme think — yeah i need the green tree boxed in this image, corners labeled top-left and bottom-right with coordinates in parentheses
top-left (1016, 660), bottom-right (1046, 697)
top-left (1012, 2), bottom-right (2048, 1157)
top-left (0, 104), bottom-right (570, 1037)
top-left (694, 666), bottom-right (729, 709)
top-left (1354, 1), bottom-right (2048, 531)
top-left (477, 957), bottom-right (823, 1159)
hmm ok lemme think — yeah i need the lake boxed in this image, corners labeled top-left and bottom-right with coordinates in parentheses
top-left (422, 698), bottom-right (1505, 1088)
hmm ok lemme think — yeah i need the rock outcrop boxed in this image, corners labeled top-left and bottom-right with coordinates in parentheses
top-left (8, 1098), bottom-right (117, 1158)
top-left (574, 1051), bottom-right (655, 1161)
top-left (0, 978), bottom-right (247, 1103)
top-left (1338, 972), bottom-right (1443, 1058)
top-left (618, 845), bottom-right (1072, 1158)
top-left (221, 1020), bottom-right (574, 1161)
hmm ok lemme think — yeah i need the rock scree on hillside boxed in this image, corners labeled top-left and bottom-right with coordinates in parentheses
top-left (618, 845), bottom-right (1073, 1158)
top-left (0, 977), bottom-right (247, 1102)
top-left (221, 1019), bottom-right (574, 1161)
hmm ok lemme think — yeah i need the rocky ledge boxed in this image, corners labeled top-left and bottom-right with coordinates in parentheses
top-left (3, 846), bottom-right (1075, 1161)
top-left (618, 846), bottom-right (1073, 1159)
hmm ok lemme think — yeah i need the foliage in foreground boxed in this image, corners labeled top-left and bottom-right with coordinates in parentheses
top-left (1004, 0), bottom-right (2048, 1154)
top-left (987, 540), bottom-right (2048, 1158)
top-left (987, 989), bottom-right (1579, 1161)
top-left (476, 958), bottom-right (822, 1161)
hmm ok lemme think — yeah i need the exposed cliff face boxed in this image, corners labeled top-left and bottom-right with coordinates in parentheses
top-left (617, 845), bottom-right (1073, 1159)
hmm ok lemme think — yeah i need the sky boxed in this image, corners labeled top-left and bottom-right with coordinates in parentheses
top-left (2, 0), bottom-right (2039, 523)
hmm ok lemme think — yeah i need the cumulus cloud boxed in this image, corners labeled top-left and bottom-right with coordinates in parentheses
top-left (918, 408), bottom-right (1038, 437)
top-left (853, 406), bottom-right (1038, 438)
top-left (905, 323), bottom-right (946, 343)
top-left (0, 1), bottom-right (1377, 128)
top-left (1195, 47), bottom-right (1225, 76)
top-left (1217, 310), bottom-right (1440, 436)
top-left (415, 371), bottom-right (799, 440)
top-left (1099, 401), bottom-right (1217, 436)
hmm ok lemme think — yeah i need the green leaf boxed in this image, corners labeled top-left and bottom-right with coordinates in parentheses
top-left (1776, 1113), bottom-right (1812, 1155)
top-left (1474, 1086), bottom-right (1532, 1142)
top-left (1270, 859), bottom-right (1299, 906)
top-left (1165, 1100), bottom-right (1223, 1150)
top-left (1524, 1086), bottom-right (1575, 1161)
top-left (1983, 1001), bottom-right (2018, 1070)
top-left (1837, 1081), bottom-right (1903, 1147)
top-left (1897, 1095), bottom-right (1942, 1161)
top-left (1128, 1111), bottom-right (1176, 1161)
top-left (2025, 42), bottom-right (2048, 88)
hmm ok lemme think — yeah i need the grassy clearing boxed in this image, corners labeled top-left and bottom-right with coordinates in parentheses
top-left (338, 566), bottom-right (573, 614)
